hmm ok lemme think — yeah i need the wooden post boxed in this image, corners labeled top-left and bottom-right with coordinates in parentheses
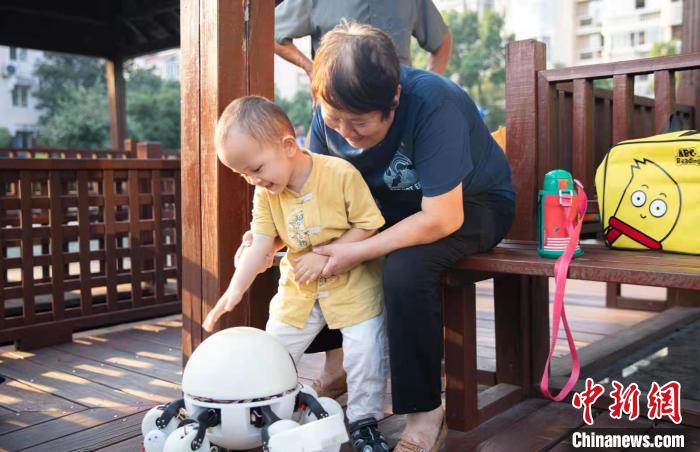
top-left (136, 142), bottom-right (164, 159)
top-left (654, 70), bottom-right (676, 133)
top-left (443, 283), bottom-right (478, 431)
top-left (612, 75), bottom-right (634, 143)
top-left (678, 0), bottom-right (700, 113)
top-left (106, 58), bottom-right (126, 150)
top-left (669, 0), bottom-right (698, 307)
top-left (123, 139), bottom-right (137, 157)
top-left (180, 0), bottom-right (274, 360)
top-left (505, 40), bottom-right (547, 241)
top-left (572, 79), bottom-right (595, 191)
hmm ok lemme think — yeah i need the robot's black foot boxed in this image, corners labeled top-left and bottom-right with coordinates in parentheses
top-left (349, 417), bottom-right (390, 452)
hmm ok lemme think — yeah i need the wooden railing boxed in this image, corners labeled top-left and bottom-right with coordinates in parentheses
top-left (554, 84), bottom-right (694, 181)
top-left (0, 143), bottom-right (182, 348)
top-left (0, 140), bottom-right (180, 160)
top-left (538, 52), bottom-right (699, 201)
top-left (506, 41), bottom-right (699, 242)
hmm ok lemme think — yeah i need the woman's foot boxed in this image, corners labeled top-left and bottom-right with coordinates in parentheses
top-left (395, 405), bottom-right (446, 451)
top-left (311, 348), bottom-right (347, 398)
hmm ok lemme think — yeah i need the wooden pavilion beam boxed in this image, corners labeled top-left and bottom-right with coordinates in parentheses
top-left (180, 0), bottom-right (274, 360)
top-left (0, 1), bottom-right (179, 60)
top-left (106, 59), bottom-right (127, 150)
top-left (0, 7), bottom-right (113, 58)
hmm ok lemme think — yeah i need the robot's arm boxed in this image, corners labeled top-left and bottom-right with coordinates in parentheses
top-left (266, 412), bottom-right (348, 452)
top-left (259, 392), bottom-right (348, 452)
top-left (156, 399), bottom-right (186, 429)
top-left (295, 391), bottom-right (330, 419)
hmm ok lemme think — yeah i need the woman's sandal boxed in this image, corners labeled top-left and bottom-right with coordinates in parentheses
top-left (311, 374), bottom-right (348, 399)
top-left (393, 416), bottom-right (447, 452)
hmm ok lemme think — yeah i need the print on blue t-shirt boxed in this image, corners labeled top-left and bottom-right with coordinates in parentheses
top-left (309, 66), bottom-right (514, 226)
top-left (384, 146), bottom-right (421, 191)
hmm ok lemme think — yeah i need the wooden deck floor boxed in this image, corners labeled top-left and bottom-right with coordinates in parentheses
top-left (0, 280), bottom-right (688, 451)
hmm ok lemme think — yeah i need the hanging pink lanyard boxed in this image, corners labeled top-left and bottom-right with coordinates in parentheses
top-left (540, 180), bottom-right (587, 401)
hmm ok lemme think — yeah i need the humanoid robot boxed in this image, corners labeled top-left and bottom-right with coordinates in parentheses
top-left (141, 327), bottom-right (348, 451)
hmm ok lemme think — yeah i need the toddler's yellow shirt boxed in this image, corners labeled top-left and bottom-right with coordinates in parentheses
top-left (251, 152), bottom-right (385, 329)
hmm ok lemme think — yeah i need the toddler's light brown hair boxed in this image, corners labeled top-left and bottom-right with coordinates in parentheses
top-left (215, 96), bottom-right (295, 152)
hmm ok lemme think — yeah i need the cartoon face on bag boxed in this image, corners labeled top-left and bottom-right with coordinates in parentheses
top-left (612, 159), bottom-right (682, 242)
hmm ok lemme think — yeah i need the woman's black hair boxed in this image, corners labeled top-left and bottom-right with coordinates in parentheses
top-left (312, 20), bottom-right (401, 118)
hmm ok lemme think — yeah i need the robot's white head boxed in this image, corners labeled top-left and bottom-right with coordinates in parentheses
top-left (143, 327), bottom-right (347, 451)
top-left (182, 327), bottom-right (298, 402)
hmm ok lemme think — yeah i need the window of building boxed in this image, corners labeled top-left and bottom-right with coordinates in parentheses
top-left (599, 34), bottom-right (605, 47)
top-left (580, 17), bottom-right (593, 27)
top-left (9, 47), bottom-right (27, 61)
top-left (165, 58), bottom-right (179, 80)
top-left (636, 0), bottom-right (645, 9)
top-left (580, 52), bottom-right (593, 60)
top-left (639, 31), bottom-right (646, 45)
top-left (630, 32), bottom-right (636, 46)
top-left (11, 85), bottom-right (30, 107)
top-left (13, 131), bottom-right (34, 148)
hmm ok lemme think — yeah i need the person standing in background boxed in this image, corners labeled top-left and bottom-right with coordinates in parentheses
top-left (275, 0), bottom-right (453, 79)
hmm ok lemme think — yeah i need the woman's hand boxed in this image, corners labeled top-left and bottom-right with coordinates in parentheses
top-left (293, 252), bottom-right (329, 284)
top-left (203, 288), bottom-right (242, 333)
top-left (313, 242), bottom-right (366, 277)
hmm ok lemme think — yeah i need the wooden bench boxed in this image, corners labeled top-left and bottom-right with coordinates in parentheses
top-left (443, 40), bottom-right (700, 431)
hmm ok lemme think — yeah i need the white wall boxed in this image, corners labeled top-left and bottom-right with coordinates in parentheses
top-left (133, 48), bottom-right (180, 81)
top-left (274, 36), bottom-right (311, 99)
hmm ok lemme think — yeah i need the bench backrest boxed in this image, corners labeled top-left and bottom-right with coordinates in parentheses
top-left (504, 40), bottom-right (700, 241)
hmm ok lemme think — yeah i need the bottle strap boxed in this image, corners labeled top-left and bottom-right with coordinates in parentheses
top-left (540, 180), bottom-right (587, 401)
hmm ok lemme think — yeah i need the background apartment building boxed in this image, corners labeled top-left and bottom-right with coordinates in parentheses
top-left (575, 0), bottom-right (683, 65)
top-left (0, 46), bottom-right (42, 147)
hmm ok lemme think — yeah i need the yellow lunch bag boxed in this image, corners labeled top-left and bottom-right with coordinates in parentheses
top-left (594, 130), bottom-right (700, 255)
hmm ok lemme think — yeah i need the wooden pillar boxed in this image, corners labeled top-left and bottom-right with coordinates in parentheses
top-left (136, 142), bottom-right (164, 159)
top-left (678, 0), bottom-right (700, 117)
top-left (505, 40), bottom-right (547, 241)
top-left (180, 0), bottom-right (275, 360)
top-left (106, 58), bottom-right (126, 150)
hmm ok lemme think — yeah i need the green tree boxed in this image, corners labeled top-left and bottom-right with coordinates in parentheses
top-left (126, 67), bottom-right (181, 149)
top-left (0, 127), bottom-right (12, 147)
top-left (34, 52), bottom-right (181, 149)
top-left (650, 40), bottom-right (679, 57)
top-left (412, 9), bottom-right (513, 130)
top-left (34, 53), bottom-right (109, 148)
top-left (38, 83), bottom-right (111, 148)
top-left (276, 86), bottom-right (313, 133)
top-left (33, 53), bottom-right (105, 115)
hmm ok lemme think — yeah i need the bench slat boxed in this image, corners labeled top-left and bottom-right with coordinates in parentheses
top-left (453, 242), bottom-right (700, 290)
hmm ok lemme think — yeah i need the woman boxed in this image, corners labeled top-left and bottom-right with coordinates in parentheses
top-left (306, 21), bottom-right (515, 451)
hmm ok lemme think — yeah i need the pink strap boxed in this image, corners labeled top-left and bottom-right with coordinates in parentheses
top-left (540, 180), bottom-right (587, 401)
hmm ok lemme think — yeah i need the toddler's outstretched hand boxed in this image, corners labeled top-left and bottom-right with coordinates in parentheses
top-left (202, 289), bottom-right (242, 332)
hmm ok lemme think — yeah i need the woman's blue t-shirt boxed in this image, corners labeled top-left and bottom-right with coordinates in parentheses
top-left (309, 66), bottom-right (515, 226)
